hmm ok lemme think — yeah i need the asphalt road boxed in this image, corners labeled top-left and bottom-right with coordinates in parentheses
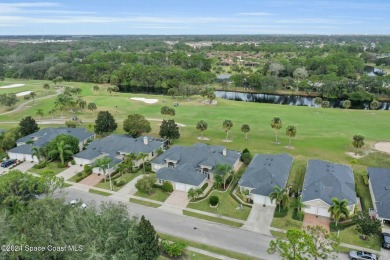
top-left (59, 188), bottom-right (350, 260)
top-left (59, 188), bottom-right (276, 260)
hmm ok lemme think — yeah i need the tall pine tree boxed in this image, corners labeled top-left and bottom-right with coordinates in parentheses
top-left (136, 215), bottom-right (160, 260)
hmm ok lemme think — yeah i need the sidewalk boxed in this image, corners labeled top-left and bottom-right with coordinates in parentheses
top-left (188, 246), bottom-right (236, 260)
top-left (116, 175), bottom-right (144, 195)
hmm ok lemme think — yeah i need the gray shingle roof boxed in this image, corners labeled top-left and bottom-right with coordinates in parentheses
top-left (302, 160), bottom-right (357, 206)
top-left (154, 143), bottom-right (240, 186)
top-left (368, 167), bottom-right (390, 220)
top-left (74, 135), bottom-right (164, 160)
top-left (157, 167), bottom-right (207, 186)
top-left (238, 153), bottom-right (293, 196)
top-left (9, 127), bottom-right (94, 155)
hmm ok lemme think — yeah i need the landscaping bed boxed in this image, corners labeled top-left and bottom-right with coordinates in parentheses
top-left (271, 200), bottom-right (303, 230)
top-left (187, 190), bottom-right (250, 221)
top-left (95, 171), bottom-right (142, 191)
top-left (134, 187), bottom-right (170, 202)
top-left (29, 161), bottom-right (66, 175)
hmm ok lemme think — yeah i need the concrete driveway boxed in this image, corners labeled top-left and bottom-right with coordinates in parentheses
top-left (241, 204), bottom-right (275, 235)
top-left (14, 161), bottom-right (36, 172)
top-left (163, 191), bottom-right (189, 208)
top-left (57, 165), bottom-right (83, 180)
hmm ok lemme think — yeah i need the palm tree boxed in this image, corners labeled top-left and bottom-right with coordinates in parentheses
top-left (30, 92), bottom-right (37, 103)
top-left (87, 102), bottom-right (97, 117)
top-left (48, 140), bottom-right (74, 167)
top-left (286, 125), bottom-right (297, 148)
top-left (78, 99), bottom-right (87, 110)
top-left (352, 134), bottom-right (365, 155)
top-left (94, 156), bottom-right (114, 191)
top-left (48, 108), bottom-right (57, 119)
top-left (328, 198), bottom-right (350, 227)
top-left (116, 162), bottom-right (128, 179)
top-left (241, 124), bottom-right (250, 140)
top-left (107, 87), bottom-right (113, 94)
top-left (93, 85), bottom-right (99, 92)
top-left (196, 120), bottom-right (208, 138)
top-left (31, 147), bottom-right (42, 163)
top-left (187, 188), bottom-right (197, 201)
top-left (36, 109), bottom-right (44, 120)
top-left (138, 152), bottom-right (149, 173)
top-left (271, 117), bottom-right (282, 144)
top-left (43, 83), bottom-right (50, 95)
top-left (222, 120), bottom-right (233, 141)
top-left (269, 186), bottom-right (289, 212)
top-left (290, 196), bottom-right (305, 212)
top-left (214, 164), bottom-right (233, 190)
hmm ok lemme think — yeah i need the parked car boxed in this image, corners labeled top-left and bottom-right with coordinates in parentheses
top-left (348, 251), bottom-right (377, 260)
top-left (1, 159), bottom-right (16, 168)
top-left (382, 232), bottom-right (390, 249)
top-left (70, 200), bottom-right (87, 209)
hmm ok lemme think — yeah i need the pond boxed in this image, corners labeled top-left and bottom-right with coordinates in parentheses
top-left (215, 91), bottom-right (390, 110)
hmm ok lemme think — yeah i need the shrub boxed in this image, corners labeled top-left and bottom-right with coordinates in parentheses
top-left (362, 174), bottom-right (369, 186)
top-left (160, 240), bottom-right (187, 258)
top-left (273, 207), bottom-right (288, 218)
top-left (115, 179), bottom-right (126, 187)
top-left (209, 196), bottom-right (219, 206)
top-left (71, 159), bottom-right (76, 165)
top-left (241, 152), bottom-right (252, 165)
top-left (84, 165), bottom-right (92, 175)
top-left (162, 182), bottom-right (173, 193)
top-left (33, 161), bottom-right (48, 169)
top-left (330, 220), bottom-right (356, 231)
top-left (292, 209), bottom-right (304, 221)
top-left (77, 172), bottom-right (82, 177)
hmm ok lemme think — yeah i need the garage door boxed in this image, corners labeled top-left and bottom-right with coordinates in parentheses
top-left (317, 207), bottom-right (330, 217)
top-left (304, 205), bottom-right (317, 215)
top-left (175, 183), bottom-right (186, 191)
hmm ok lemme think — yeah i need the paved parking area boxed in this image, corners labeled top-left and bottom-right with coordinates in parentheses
top-left (57, 165), bottom-right (83, 180)
top-left (0, 161), bottom-right (36, 175)
top-left (303, 213), bottom-right (330, 232)
top-left (163, 190), bottom-right (189, 208)
top-left (241, 204), bottom-right (275, 235)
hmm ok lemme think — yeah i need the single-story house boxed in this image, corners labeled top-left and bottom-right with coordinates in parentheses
top-left (368, 167), bottom-right (390, 223)
top-left (238, 153), bottom-right (293, 206)
top-left (302, 160), bottom-right (357, 218)
top-left (8, 127), bottom-right (94, 162)
top-left (152, 143), bottom-right (241, 192)
top-left (73, 135), bottom-right (164, 175)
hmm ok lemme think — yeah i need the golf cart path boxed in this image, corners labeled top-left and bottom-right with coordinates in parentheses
top-left (0, 89), bottom-right (62, 116)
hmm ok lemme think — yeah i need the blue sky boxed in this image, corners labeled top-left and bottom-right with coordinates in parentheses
top-left (0, 0), bottom-right (389, 35)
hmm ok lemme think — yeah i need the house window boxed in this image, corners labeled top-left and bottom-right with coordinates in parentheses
top-left (168, 162), bottom-right (175, 168)
top-left (159, 179), bottom-right (162, 184)
top-left (152, 152), bottom-right (154, 156)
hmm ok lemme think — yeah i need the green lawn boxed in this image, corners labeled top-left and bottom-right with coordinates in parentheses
top-left (271, 202), bottom-right (303, 230)
top-left (67, 173), bottom-right (81, 183)
top-left (129, 198), bottom-right (161, 208)
top-left (335, 225), bottom-right (381, 251)
top-left (1, 79), bottom-right (390, 170)
top-left (158, 233), bottom-right (257, 260)
top-left (183, 210), bottom-right (243, 227)
top-left (286, 159), bottom-right (307, 192)
top-left (95, 171), bottom-right (142, 191)
top-left (187, 190), bottom-right (251, 221)
top-left (89, 189), bottom-right (112, 196)
top-left (28, 162), bottom-right (67, 175)
top-left (135, 188), bottom-right (170, 202)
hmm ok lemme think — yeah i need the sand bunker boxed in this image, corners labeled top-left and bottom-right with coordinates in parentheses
top-left (16, 91), bottom-right (33, 97)
top-left (130, 97), bottom-right (158, 104)
top-left (374, 142), bottom-right (390, 154)
top-left (0, 84), bottom-right (26, 89)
